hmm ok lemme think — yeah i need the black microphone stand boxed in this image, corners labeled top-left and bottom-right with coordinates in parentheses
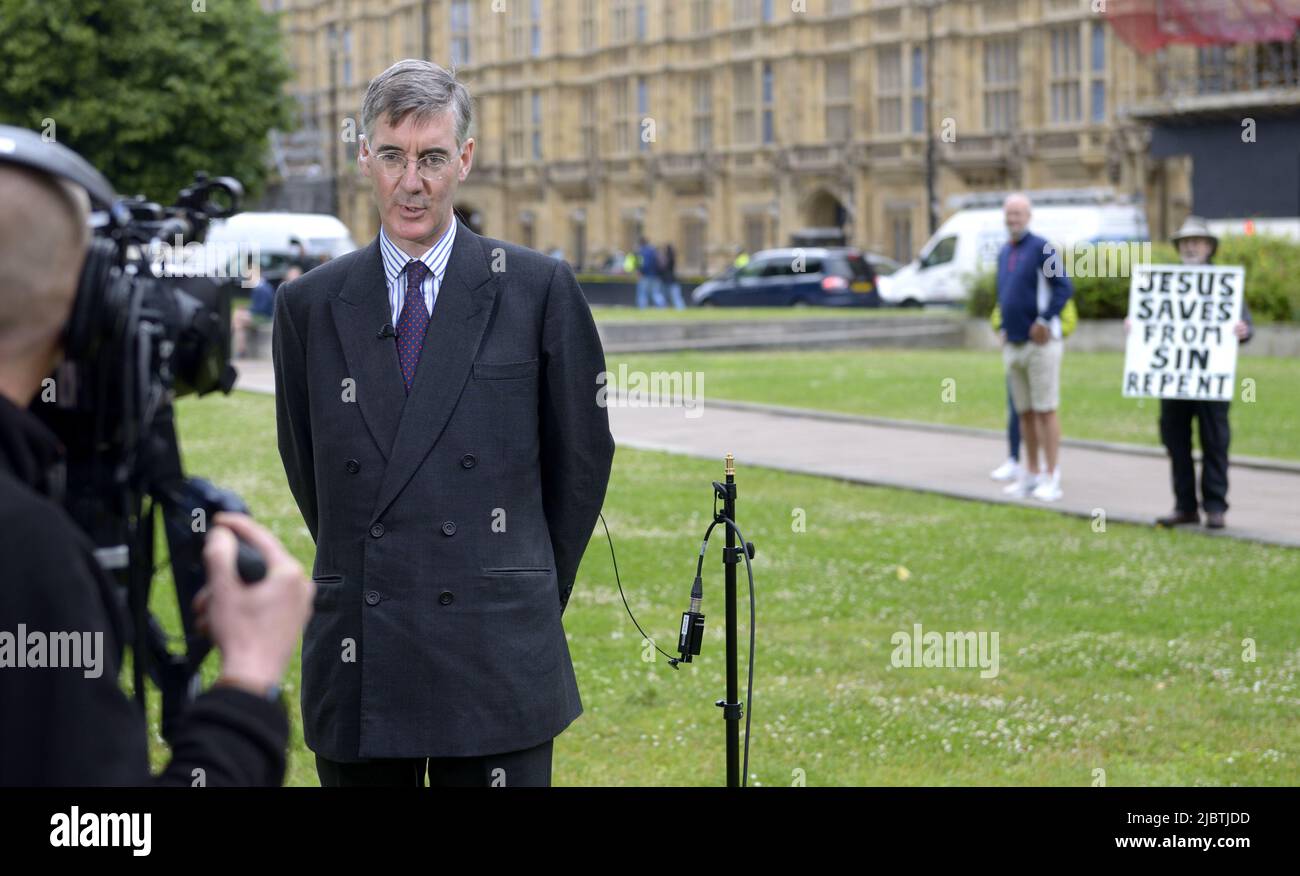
top-left (675, 453), bottom-right (755, 787)
top-left (716, 453), bottom-right (745, 787)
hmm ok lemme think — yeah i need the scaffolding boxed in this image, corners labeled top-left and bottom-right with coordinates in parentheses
top-left (1107, 0), bottom-right (1300, 53)
top-left (1108, 1), bottom-right (1300, 107)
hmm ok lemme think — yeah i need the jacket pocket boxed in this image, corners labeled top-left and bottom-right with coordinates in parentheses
top-left (482, 566), bottom-right (554, 576)
top-left (311, 574), bottom-right (344, 611)
top-left (473, 359), bottom-right (539, 380)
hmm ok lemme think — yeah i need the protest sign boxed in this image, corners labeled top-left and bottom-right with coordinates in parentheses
top-left (1122, 264), bottom-right (1244, 401)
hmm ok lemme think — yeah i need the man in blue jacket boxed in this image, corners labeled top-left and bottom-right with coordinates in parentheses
top-left (635, 236), bottom-right (665, 309)
top-left (994, 193), bottom-right (1073, 502)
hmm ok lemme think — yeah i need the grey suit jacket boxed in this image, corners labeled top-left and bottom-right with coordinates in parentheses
top-left (272, 216), bottom-right (615, 760)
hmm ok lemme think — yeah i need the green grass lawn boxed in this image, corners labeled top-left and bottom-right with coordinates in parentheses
top-left (136, 390), bottom-right (1300, 786)
top-left (607, 349), bottom-right (1300, 461)
top-left (591, 305), bottom-right (955, 322)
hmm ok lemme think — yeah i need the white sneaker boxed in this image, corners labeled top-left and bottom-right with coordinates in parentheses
top-left (990, 458), bottom-right (1020, 481)
top-left (1003, 472), bottom-right (1040, 497)
top-left (1031, 469), bottom-right (1062, 502)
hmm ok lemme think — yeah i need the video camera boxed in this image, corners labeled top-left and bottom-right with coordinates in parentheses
top-left (0, 125), bottom-right (266, 740)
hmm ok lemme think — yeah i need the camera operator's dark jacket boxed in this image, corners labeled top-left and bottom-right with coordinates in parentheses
top-left (273, 215), bottom-right (615, 760)
top-left (0, 394), bottom-right (288, 786)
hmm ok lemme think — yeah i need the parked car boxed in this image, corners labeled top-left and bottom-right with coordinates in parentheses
top-left (863, 251), bottom-right (901, 277)
top-left (876, 200), bottom-right (1149, 306)
top-left (691, 247), bottom-right (879, 307)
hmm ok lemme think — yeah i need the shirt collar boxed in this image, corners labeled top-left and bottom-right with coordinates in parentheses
top-left (379, 215), bottom-right (457, 286)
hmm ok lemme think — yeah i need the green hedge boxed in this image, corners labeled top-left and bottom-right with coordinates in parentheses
top-left (967, 235), bottom-right (1299, 322)
top-left (575, 272), bottom-right (709, 285)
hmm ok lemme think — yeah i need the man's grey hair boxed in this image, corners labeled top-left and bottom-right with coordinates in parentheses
top-left (361, 59), bottom-right (474, 147)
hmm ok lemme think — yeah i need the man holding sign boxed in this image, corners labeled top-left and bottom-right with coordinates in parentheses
top-left (1123, 217), bottom-right (1253, 529)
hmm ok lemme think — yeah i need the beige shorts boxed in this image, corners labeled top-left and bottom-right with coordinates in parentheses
top-left (1003, 338), bottom-right (1063, 413)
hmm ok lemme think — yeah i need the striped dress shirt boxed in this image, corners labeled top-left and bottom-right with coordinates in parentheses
top-left (378, 217), bottom-right (457, 325)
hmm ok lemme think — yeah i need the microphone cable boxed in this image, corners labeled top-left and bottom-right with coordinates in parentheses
top-left (598, 510), bottom-right (757, 787)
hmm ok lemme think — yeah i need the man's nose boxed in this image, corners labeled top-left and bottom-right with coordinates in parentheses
top-left (401, 160), bottom-right (424, 191)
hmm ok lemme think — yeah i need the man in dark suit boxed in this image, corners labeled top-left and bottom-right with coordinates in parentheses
top-left (272, 59), bottom-right (615, 786)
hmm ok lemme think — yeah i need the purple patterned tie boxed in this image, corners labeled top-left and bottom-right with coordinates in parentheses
top-left (396, 259), bottom-right (431, 394)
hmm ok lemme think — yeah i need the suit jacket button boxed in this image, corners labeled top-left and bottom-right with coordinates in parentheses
top-left (365, 590), bottom-right (381, 606)
top-left (370, 523), bottom-right (385, 538)
top-left (346, 458), bottom-right (360, 474)
top-left (460, 453), bottom-right (477, 469)
top-left (441, 521), bottom-right (457, 536)
top-left (439, 591), bottom-right (454, 605)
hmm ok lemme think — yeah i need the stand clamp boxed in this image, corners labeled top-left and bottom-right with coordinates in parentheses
top-left (715, 698), bottom-right (745, 720)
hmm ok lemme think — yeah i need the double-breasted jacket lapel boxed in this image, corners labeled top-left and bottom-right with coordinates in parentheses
top-left (330, 216), bottom-right (498, 525)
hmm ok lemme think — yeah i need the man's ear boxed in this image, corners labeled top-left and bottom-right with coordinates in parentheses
top-left (358, 135), bottom-right (371, 179)
top-left (458, 137), bottom-right (475, 180)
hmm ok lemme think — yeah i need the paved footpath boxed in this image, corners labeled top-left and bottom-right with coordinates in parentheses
top-left (234, 358), bottom-right (1300, 549)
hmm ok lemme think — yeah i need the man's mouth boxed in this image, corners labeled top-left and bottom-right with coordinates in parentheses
top-left (399, 204), bottom-right (426, 218)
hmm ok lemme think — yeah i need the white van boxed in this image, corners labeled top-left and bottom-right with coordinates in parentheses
top-left (877, 202), bottom-right (1149, 306)
top-left (203, 211), bottom-right (358, 281)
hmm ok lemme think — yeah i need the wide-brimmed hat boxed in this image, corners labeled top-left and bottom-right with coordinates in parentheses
top-left (1170, 215), bottom-right (1218, 247)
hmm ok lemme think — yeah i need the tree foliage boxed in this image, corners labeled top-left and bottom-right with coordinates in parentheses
top-left (0, 0), bottom-right (295, 202)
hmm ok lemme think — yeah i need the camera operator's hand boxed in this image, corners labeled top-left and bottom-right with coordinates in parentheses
top-left (194, 512), bottom-right (313, 697)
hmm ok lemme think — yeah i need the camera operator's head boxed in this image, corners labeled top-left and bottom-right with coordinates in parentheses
top-left (0, 163), bottom-right (90, 407)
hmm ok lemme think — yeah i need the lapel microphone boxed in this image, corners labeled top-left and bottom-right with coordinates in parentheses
top-left (377, 323), bottom-right (397, 339)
